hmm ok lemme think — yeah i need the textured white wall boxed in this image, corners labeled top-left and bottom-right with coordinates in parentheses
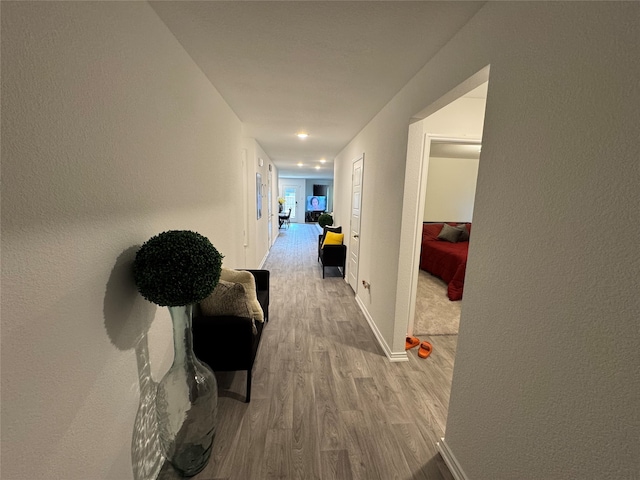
top-left (333, 111), bottom-right (410, 346)
top-left (423, 157), bottom-right (479, 223)
top-left (1, 3), bottom-right (248, 479)
top-left (335, 2), bottom-right (640, 478)
top-left (443, 4), bottom-right (640, 479)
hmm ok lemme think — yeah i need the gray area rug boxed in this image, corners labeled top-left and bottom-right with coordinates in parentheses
top-left (413, 270), bottom-right (461, 335)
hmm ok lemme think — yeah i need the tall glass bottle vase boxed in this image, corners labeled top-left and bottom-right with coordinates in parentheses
top-left (156, 305), bottom-right (218, 476)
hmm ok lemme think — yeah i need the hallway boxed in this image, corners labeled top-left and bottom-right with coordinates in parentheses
top-left (165, 223), bottom-right (457, 480)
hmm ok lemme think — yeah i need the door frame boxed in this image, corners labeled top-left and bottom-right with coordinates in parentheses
top-left (267, 165), bottom-right (273, 247)
top-left (394, 67), bottom-right (489, 345)
top-left (348, 153), bottom-right (364, 292)
top-left (279, 179), bottom-right (305, 223)
top-left (401, 135), bottom-right (481, 335)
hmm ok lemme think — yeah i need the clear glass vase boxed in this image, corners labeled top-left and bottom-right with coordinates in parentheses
top-left (156, 305), bottom-right (218, 477)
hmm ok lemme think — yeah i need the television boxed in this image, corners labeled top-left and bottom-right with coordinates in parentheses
top-left (306, 195), bottom-right (327, 212)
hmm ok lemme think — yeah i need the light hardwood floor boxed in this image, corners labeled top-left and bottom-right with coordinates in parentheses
top-left (160, 223), bottom-right (458, 480)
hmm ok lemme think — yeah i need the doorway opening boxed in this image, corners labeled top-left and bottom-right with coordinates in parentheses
top-left (395, 65), bottom-right (490, 352)
top-left (411, 137), bottom-right (481, 337)
top-left (282, 186), bottom-right (298, 220)
top-left (393, 66), bottom-right (490, 462)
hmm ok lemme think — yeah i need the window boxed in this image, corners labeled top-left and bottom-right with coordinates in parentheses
top-left (284, 187), bottom-right (297, 219)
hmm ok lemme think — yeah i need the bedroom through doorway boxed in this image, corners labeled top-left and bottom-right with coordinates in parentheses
top-left (412, 137), bottom-right (481, 336)
top-left (398, 73), bottom-right (489, 340)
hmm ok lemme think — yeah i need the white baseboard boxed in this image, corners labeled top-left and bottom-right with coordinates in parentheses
top-left (354, 295), bottom-right (408, 362)
top-left (437, 437), bottom-right (468, 480)
top-left (258, 251), bottom-right (269, 269)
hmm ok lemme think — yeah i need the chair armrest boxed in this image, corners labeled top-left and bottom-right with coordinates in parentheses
top-left (244, 269), bottom-right (270, 292)
top-left (244, 269), bottom-right (269, 321)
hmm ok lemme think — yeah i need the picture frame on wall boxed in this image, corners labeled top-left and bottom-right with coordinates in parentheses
top-left (256, 173), bottom-right (262, 219)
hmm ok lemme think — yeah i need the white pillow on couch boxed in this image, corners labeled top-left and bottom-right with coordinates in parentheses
top-left (199, 279), bottom-right (256, 334)
top-left (220, 267), bottom-right (264, 323)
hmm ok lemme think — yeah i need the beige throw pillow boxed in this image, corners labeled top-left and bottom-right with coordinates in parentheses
top-left (200, 280), bottom-right (256, 334)
top-left (220, 268), bottom-right (264, 322)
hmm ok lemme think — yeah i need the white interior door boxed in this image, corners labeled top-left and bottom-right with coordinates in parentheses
top-left (280, 179), bottom-right (305, 223)
top-left (349, 154), bottom-right (364, 291)
top-left (282, 186), bottom-right (298, 221)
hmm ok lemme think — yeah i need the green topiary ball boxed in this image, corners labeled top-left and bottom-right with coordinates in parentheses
top-left (318, 213), bottom-right (333, 228)
top-left (133, 230), bottom-right (223, 307)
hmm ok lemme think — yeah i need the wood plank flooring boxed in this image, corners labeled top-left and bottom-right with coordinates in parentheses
top-left (159, 223), bottom-right (458, 480)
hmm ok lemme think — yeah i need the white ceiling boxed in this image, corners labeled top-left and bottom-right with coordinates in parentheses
top-left (150, 1), bottom-right (485, 179)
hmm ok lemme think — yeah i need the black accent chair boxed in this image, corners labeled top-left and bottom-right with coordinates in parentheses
top-left (318, 226), bottom-right (346, 278)
top-left (192, 269), bottom-right (269, 402)
top-left (279, 209), bottom-right (291, 229)
top-left (317, 226), bottom-right (343, 260)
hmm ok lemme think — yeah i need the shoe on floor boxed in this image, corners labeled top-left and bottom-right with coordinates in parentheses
top-left (405, 336), bottom-right (420, 350)
top-left (418, 341), bottom-right (433, 359)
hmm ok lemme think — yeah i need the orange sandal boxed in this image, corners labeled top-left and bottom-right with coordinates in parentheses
top-left (418, 341), bottom-right (433, 359)
top-left (405, 336), bottom-right (420, 350)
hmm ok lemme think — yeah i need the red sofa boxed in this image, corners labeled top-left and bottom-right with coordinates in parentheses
top-left (419, 223), bottom-right (471, 301)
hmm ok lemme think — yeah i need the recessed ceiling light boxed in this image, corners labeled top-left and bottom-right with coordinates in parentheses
top-left (297, 162), bottom-right (303, 167)
top-left (320, 158), bottom-right (326, 163)
top-left (297, 132), bottom-right (309, 139)
top-left (315, 166), bottom-right (320, 170)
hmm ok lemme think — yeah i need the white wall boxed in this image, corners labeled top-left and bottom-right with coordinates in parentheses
top-left (0, 3), bottom-right (252, 479)
top-left (423, 157), bottom-right (479, 223)
top-left (335, 2), bottom-right (640, 478)
top-left (243, 139), bottom-right (276, 267)
top-left (334, 124), bottom-right (407, 346)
